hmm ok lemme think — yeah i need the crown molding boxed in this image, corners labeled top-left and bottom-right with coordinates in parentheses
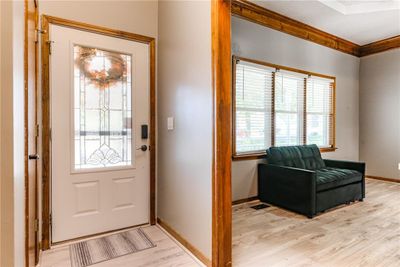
top-left (231, 0), bottom-right (400, 57)
top-left (231, 0), bottom-right (360, 56)
top-left (359, 35), bottom-right (400, 57)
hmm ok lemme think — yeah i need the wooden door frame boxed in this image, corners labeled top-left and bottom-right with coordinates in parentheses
top-left (24, 0), bottom-right (39, 265)
top-left (211, 0), bottom-right (232, 266)
top-left (41, 15), bottom-right (156, 250)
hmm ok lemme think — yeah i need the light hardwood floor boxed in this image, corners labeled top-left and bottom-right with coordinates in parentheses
top-left (233, 179), bottom-right (400, 267)
top-left (39, 225), bottom-right (204, 267)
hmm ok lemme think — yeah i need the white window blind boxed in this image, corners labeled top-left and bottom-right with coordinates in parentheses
top-left (233, 57), bottom-right (336, 156)
top-left (306, 76), bottom-right (334, 148)
top-left (274, 71), bottom-right (305, 146)
top-left (234, 61), bottom-right (273, 154)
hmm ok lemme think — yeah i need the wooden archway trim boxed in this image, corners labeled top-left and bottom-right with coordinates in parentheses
top-left (211, 0), bottom-right (232, 266)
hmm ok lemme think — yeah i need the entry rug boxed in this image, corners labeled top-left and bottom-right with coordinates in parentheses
top-left (70, 228), bottom-right (156, 267)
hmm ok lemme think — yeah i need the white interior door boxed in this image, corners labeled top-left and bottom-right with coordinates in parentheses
top-left (50, 24), bottom-right (150, 242)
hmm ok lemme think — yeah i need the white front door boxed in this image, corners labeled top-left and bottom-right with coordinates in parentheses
top-left (50, 25), bottom-right (150, 242)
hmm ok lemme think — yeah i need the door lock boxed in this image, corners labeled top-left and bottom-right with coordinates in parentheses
top-left (136, 145), bottom-right (148, 152)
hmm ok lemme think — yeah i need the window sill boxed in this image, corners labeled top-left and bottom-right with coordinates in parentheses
top-left (232, 147), bottom-right (337, 161)
top-left (232, 152), bottom-right (266, 161)
top-left (320, 147), bottom-right (337, 153)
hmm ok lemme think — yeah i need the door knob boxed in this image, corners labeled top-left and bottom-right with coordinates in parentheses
top-left (28, 154), bottom-right (40, 160)
top-left (136, 145), bottom-right (148, 152)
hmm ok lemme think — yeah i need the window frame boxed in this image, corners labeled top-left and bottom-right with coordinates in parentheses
top-left (232, 56), bottom-right (336, 160)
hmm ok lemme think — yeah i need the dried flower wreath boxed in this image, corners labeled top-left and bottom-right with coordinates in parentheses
top-left (75, 47), bottom-right (127, 89)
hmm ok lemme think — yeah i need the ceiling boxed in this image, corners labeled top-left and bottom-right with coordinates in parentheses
top-left (252, 0), bottom-right (400, 45)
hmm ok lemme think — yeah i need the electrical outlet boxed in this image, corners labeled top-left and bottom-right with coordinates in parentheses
top-left (398, 163), bottom-right (400, 170)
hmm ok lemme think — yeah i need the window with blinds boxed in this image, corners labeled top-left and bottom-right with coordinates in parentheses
top-left (274, 71), bottom-right (305, 146)
top-left (233, 57), bottom-right (336, 158)
top-left (306, 76), bottom-right (335, 147)
top-left (234, 60), bottom-right (273, 154)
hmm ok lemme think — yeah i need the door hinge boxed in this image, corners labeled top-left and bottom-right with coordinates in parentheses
top-left (34, 219), bottom-right (39, 232)
top-left (36, 124), bottom-right (40, 138)
top-left (49, 128), bottom-right (52, 141)
top-left (49, 213), bottom-right (52, 226)
top-left (34, 29), bottom-right (46, 43)
top-left (47, 40), bottom-right (54, 55)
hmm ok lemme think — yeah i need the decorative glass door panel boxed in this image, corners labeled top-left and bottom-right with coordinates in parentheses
top-left (73, 45), bottom-right (133, 170)
top-left (52, 25), bottom-right (149, 242)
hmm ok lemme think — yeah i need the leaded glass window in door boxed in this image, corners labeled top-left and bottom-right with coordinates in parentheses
top-left (73, 45), bottom-right (132, 169)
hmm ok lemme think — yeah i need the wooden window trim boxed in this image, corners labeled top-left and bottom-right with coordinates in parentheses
top-left (232, 56), bottom-right (337, 161)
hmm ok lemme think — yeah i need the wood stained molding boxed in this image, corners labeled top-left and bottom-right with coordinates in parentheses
top-left (41, 15), bottom-right (51, 250)
top-left (231, 0), bottom-right (360, 56)
top-left (359, 35), bottom-right (400, 57)
top-left (231, 0), bottom-right (400, 57)
top-left (366, 175), bottom-right (400, 184)
top-left (25, 0), bottom-right (39, 265)
top-left (232, 196), bottom-right (258, 206)
top-left (41, 15), bottom-right (156, 250)
top-left (211, 0), bottom-right (233, 266)
top-left (157, 218), bottom-right (211, 267)
top-left (232, 153), bottom-right (265, 161)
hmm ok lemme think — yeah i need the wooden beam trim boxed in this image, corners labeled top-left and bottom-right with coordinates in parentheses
top-left (231, 0), bottom-right (360, 56)
top-left (359, 35), bottom-right (400, 57)
top-left (157, 218), bottom-right (211, 267)
top-left (231, 0), bottom-right (400, 57)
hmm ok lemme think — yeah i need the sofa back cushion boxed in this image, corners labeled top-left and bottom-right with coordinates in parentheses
top-left (266, 145), bottom-right (325, 170)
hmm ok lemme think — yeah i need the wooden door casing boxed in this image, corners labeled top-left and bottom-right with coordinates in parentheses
top-left (24, 0), bottom-right (39, 265)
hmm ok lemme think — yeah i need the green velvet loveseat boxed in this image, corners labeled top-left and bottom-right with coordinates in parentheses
top-left (258, 145), bottom-right (365, 218)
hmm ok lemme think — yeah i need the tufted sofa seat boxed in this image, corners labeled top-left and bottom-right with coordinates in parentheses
top-left (316, 167), bottom-right (362, 191)
top-left (258, 145), bottom-right (365, 218)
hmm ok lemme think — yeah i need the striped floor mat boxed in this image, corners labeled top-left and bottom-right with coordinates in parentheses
top-left (69, 228), bottom-right (156, 267)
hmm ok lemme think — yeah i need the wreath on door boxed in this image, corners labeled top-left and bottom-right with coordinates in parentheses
top-left (75, 47), bottom-right (127, 89)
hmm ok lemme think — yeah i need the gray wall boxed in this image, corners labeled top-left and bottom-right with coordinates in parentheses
top-left (360, 49), bottom-right (400, 180)
top-left (231, 17), bottom-right (360, 201)
top-left (157, 1), bottom-right (212, 258)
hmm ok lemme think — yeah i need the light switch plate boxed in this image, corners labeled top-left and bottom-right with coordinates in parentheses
top-left (167, 117), bottom-right (174, 130)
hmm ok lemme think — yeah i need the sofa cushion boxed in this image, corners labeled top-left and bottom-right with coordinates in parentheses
top-left (266, 144), bottom-right (325, 170)
top-left (316, 167), bottom-right (362, 191)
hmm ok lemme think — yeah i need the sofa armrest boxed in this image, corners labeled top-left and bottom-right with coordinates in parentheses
top-left (258, 163), bottom-right (316, 217)
top-left (323, 159), bottom-right (365, 175)
top-left (324, 159), bottom-right (366, 198)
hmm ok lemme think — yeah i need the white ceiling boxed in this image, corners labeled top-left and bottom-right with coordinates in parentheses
top-left (252, 0), bottom-right (400, 45)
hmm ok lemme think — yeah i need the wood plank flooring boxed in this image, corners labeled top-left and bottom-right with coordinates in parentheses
top-left (232, 179), bottom-right (400, 267)
top-left (39, 225), bottom-right (204, 267)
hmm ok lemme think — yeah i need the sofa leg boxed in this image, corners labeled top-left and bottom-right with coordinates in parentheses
top-left (359, 198), bottom-right (364, 202)
top-left (307, 214), bottom-right (314, 219)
